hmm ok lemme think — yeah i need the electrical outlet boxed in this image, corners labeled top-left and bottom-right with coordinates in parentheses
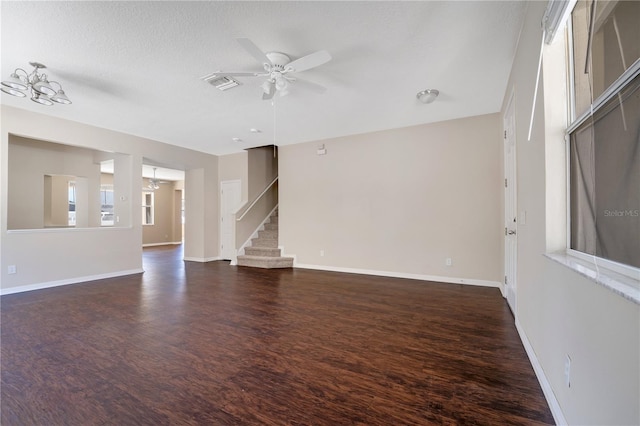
top-left (445, 258), bottom-right (452, 266)
top-left (320, 250), bottom-right (325, 257)
top-left (8, 265), bottom-right (17, 274)
top-left (564, 355), bottom-right (571, 388)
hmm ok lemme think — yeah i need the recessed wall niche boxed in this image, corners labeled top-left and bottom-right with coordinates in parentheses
top-left (7, 135), bottom-right (131, 230)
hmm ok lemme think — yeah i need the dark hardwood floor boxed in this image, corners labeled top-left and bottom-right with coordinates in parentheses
top-left (1, 245), bottom-right (554, 425)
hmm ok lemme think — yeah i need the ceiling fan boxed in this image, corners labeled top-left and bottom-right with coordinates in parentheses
top-left (147, 168), bottom-right (168, 190)
top-left (202, 38), bottom-right (332, 100)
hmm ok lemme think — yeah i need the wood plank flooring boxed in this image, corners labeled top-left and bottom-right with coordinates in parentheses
top-left (1, 245), bottom-right (554, 425)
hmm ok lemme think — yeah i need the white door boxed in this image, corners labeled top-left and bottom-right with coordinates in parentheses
top-left (220, 180), bottom-right (242, 260)
top-left (504, 93), bottom-right (517, 313)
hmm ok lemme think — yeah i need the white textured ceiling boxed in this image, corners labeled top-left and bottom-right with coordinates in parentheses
top-left (1, 1), bottom-right (527, 156)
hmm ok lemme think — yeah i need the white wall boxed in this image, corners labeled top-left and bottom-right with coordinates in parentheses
top-left (1, 106), bottom-right (219, 292)
top-left (279, 114), bottom-right (503, 286)
top-left (504, 2), bottom-right (639, 425)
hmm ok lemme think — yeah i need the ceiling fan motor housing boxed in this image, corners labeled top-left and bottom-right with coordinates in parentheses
top-left (265, 52), bottom-right (291, 71)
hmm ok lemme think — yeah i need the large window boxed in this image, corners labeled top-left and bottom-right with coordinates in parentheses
top-left (142, 192), bottom-right (154, 226)
top-left (68, 181), bottom-right (76, 226)
top-left (568, 0), bottom-right (640, 270)
top-left (100, 184), bottom-right (114, 226)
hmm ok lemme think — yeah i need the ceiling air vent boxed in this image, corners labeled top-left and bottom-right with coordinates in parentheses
top-left (204, 75), bottom-right (241, 91)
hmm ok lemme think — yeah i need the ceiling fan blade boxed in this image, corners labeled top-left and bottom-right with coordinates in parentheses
top-left (201, 71), bottom-right (265, 81)
top-left (292, 77), bottom-right (327, 94)
top-left (237, 38), bottom-right (272, 67)
top-left (285, 50), bottom-right (332, 73)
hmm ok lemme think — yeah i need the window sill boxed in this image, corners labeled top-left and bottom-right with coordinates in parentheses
top-left (545, 252), bottom-right (640, 305)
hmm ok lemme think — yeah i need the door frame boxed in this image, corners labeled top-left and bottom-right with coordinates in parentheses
top-left (503, 90), bottom-right (518, 313)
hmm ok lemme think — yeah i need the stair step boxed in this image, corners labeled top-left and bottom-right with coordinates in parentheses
top-left (237, 255), bottom-right (293, 269)
top-left (264, 223), bottom-right (278, 231)
top-left (251, 238), bottom-right (278, 248)
top-left (244, 247), bottom-right (281, 257)
top-left (269, 216), bottom-right (278, 224)
top-left (258, 230), bottom-right (278, 240)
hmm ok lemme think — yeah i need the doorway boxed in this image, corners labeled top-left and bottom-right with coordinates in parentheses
top-left (504, 92), bottom-right (517, 313)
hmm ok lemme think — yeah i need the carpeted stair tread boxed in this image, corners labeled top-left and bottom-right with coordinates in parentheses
top-left (244, 247), bottom-right (281, 257)
top-left (240, 208), bottom-right (292, 269)
top-left (237, 255), bottom-right (294, 269)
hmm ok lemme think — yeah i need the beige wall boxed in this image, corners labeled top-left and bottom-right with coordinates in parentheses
top-left (219, 151), bottom-right (248, 204)
top-left (1, 106), bottom-right (219, 292)
top-left (248, 146), bottom-right (278, 201)
top-left (220, 147), bottom-right (279, 253)
top-left (504, 2), bottom-right (639, 424)
top-left (8, 136), bottom-right (102, 229)
top-left (141, 179), bottom-right (182, 246)
top-left (279, 114), bottom-right (503, 285)
top-left (44, 175), bottom-right (74, 227)
top-left (183, 164), bottom-right (218, 262)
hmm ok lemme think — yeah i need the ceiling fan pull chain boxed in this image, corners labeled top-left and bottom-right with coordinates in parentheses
top-left (272, 99), bottom-right (277, 145)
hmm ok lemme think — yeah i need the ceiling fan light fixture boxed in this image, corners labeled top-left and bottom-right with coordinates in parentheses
top-left (31, 93), bottom-right (54, 106)
top-left (417, 89), bottom-right (439, 104)
top-left (32, 77), bottom-right (56, 96)
top-left (51, 89), bottom-right (72, 104)
top-left (2, 62), bottom-right (71, 106)
top-left (2, 72), bottom-right (28, 90)
top-left (147, 167), bottom-right (161, 190)
top-left (202, 38), bottom-right (331, 101)
top-left (274, 75), bottom-right (288, 91)
top-left (1, 86), bottom-right (27, 97)
top-left (262, 80), bottom-right (274, 94)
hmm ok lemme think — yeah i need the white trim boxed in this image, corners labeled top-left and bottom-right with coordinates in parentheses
top-left (7, 226), bottom-right (133, 234)
top-left (515, 319), bottom-right (568, 426)
top-left (546, 252), bottom-right (640, 304)
top-left (183, 256), bottom-right (221, 263)
top-left (543, 0), bottom-right (577, 44)
top-left (0, 268), bottom-right (144, 296)
top-left (142, 241), bottom-right (182, 247)
top-left (567, 249), bottom-right (640, 282)
top-left (293, 262), bottom-right (501, 289)
top-left (503, 87), bottom-right (517, 307)
top-left (567, 59), bottom-right (640, 133)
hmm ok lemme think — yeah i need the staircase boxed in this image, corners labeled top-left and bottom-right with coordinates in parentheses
top-left (237, 209), bottom-right (294, 269)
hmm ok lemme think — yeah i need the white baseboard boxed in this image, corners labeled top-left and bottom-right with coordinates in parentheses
top-left (142, 241), bottom-right (182, 247)
top-left (183, 256), bottom-right (221, 262)
top-left (0, 268), bottom-right (144, 296)
top-left (293, 262), bottom-right (501, 288)
top-left (515, 319), bottom-right (567, 426)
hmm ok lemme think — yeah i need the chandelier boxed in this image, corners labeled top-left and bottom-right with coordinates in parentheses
top-left (1, 62), bottom-right (71, 106)
top-left (148, 168), bottom-right (160, 190)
